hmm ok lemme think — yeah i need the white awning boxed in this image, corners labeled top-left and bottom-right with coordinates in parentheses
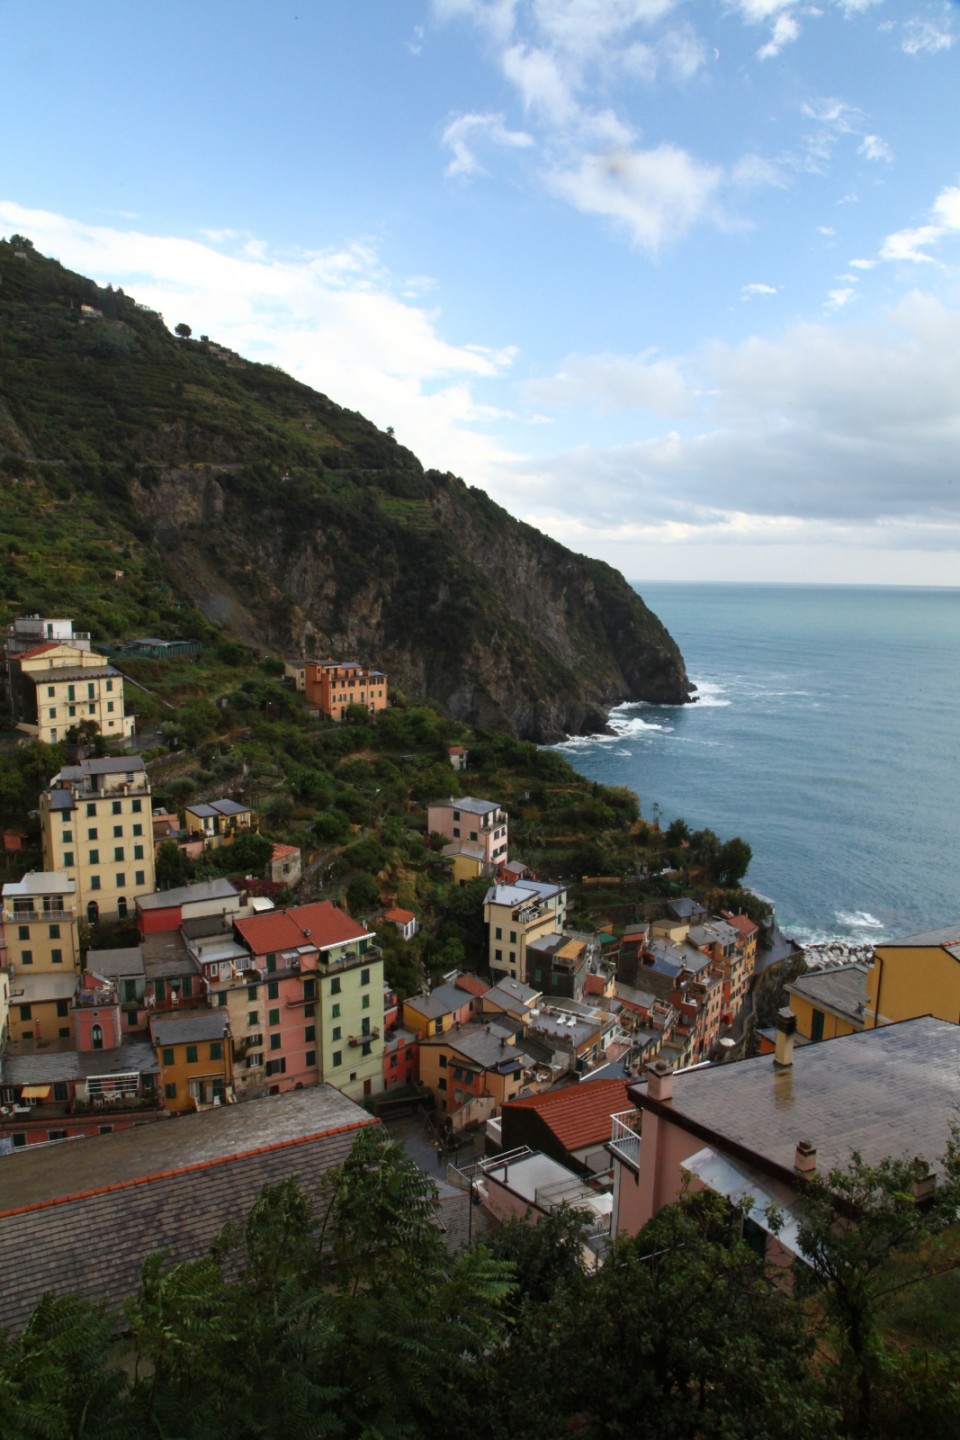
top-left (681, 1145), bottom-right (804, 1256)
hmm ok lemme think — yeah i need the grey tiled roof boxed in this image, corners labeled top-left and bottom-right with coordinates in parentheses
top-left (86, 946), bottom-right (144, 978)
top-left (150, 1011), bottom-right (229, 1045)
top-left (137, 878), bottom-right (238, 910)
top-left (3, 1040), bottom-right (159, 1084)
top-left (787, 963), bottom-right (868, 1024)
top-left (630, 1016), bottom-right (960, 1184)
top-left (0, 1087), bottom-right (375, 1333)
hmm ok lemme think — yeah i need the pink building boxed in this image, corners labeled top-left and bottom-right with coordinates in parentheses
top-left (427, 796), bottom-right (508, 872)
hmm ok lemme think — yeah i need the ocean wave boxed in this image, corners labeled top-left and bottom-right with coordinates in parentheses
top-left (691, 680), bottom-right (731, 708)
top-left (834, 910), bottom-right (885, 930)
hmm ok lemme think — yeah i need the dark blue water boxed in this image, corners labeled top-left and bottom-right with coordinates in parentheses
top-left (555, 584), bottom-right (960, 945)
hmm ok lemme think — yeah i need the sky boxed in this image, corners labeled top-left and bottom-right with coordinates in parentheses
top-left (2, 0), bottom-right (959, 586)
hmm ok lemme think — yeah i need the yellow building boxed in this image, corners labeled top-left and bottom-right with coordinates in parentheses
top-left (151, 1011), bottom-right (233, 1113)
top-left (787, 962), bottom-right (867, 1042)
top-left (11, 642), bottom-right (134, 745)
top-left (483, 879), bottom-right (568, 983)
top-left (1, 872), bottom-right (81, 1043)
top-left (183, 797), bottom-right (257, 849)
top-left (418, 1024), bottom-right (532, 1117)
top-left (866, 924), bottom-right (960, 1027)
top-left (40, 757), bottom-right (156, 924)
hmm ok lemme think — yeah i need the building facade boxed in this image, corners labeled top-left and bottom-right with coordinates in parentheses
top-left (41, 758), bottom-right (156, 923)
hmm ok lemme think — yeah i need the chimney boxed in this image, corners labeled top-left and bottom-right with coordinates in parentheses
top-left (774, 1007), bottom-right (796, 1068)
top-left (645, 1058), bottom-right (673, 1102)
top-left (794, 1139), bottom-right (817, 1176)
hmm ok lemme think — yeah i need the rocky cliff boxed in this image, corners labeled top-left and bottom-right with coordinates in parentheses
top-left (0, 237), bottom-right (693, 741)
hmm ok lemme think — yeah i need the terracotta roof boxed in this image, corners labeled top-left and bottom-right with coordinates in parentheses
top-left (722, 911), bottom-right (760, 937)
top-left (271, 843), bottom-right (300, 860)
top-left (454, 973), bottom-right (489, 998)
top-left (384, 906), bottom-right (416, 924)
top-left (234, 910), bottom-right (309, 955)
top-left (504, 1078), bottom-right (631, 1153)
top-left (289, 901), bottom-right (372, 948)
top-left (15, 642), bottom-right (63, 660)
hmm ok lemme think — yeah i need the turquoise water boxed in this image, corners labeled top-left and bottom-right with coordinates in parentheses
top-left (554, 584), bottom-right (960, 945)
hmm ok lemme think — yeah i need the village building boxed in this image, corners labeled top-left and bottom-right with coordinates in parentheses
top-left (429, 797), bottom-right (508, 874)
top-left (303, 660), bottom-right (388, 721)
top-left (40, 757), bottom-right (156, 923)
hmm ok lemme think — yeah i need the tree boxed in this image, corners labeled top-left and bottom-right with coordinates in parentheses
top-left (221, 830), bottom-right (273, 876)
top-left (796, 1143), bottom-right (960, 1436)
top-left (174, 322), bottom-right (192, 339)
top-left (718, 835), bottom-right (752, 887)
top-left (346, 872), bottom-right (379, 915)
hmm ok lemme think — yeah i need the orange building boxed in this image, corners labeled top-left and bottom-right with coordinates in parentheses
top-left (304, 661), bottom-right (388, 721)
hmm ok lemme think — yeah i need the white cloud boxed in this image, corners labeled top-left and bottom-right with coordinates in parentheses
top-left (545, 144), bottom-right (724, 252)
top-left (826, 286), bottom-right (855, 309)
top-left (522, 350), bottom-right (694, 415)
top-left (0, 199), bottom-right (522, 487)
top-left (902, 17), bottom-right (954, 56)
top-left (878, 184), bottom-right (960, 264)
top-left (859, 134), bottom-right (892, 162)
top-left (502, 42), bottom-right (579, 124)
top-left (441, 111), bottom-right (534, 176)
top-left (757, 12), bottom-right (800, 59)
top-left (741, 282), bottom-right (778, 299)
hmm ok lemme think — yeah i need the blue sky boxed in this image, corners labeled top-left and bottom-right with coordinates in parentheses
top-left (3, 0), bottom-right (959, 584)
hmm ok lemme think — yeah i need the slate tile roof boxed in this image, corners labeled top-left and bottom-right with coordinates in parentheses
top-left (0, 1087), bottom-right (375, 1333)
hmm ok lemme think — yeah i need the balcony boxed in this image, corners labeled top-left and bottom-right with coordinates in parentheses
top-left (348, 1027), bottom-right (380, 1046)
top-left (608, 1109), bottom-right (641, 1173)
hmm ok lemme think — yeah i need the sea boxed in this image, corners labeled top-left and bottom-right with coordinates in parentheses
top-left (554, 583), bottom-right (960, 948)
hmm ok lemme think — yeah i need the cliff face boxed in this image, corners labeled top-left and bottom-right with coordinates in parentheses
top-left (0, 239), bottom-right (693, 742)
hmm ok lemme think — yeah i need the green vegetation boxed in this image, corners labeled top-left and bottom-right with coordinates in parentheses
top-left (3, 1126), bottom-right (958, 1439)
top-left (0, 236), bottom-right (690, 744)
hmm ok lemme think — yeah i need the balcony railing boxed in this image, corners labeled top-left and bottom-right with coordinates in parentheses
top-left (608, 1109), bottom-right (642, 1172)
top-left (348, 1028), bottom-right (380, 1046)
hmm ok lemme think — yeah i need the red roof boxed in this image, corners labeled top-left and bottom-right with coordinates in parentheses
top-left (289, 901), bottom-right (370, 949)
top-left (504, 1078), bottom-right (631, 1152)
top-left (271, 843), bottom-right (300, 860)
top-left (384, 906), bottom-right (416, 925)
top-left (454, 973), bottom-right (489, 998)
top-left (722, 911), bottom-right (759, 937)
top-left (16, 642), bottom-right (63, 661)
top-left (234, 910), bottom-right (307, 956)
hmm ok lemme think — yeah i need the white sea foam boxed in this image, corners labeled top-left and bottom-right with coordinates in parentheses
top-left (691, 680), bottom-right (731, 708)
top-left (834, 910), bottom-right (884, 930)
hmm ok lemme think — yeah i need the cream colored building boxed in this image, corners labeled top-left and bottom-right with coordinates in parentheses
top-left (1, 872), bottom-right (81, 1043)
top-left (483, 878), bottom-right (568, 983)
top-left (40, 758), bottom-right (156, 923)
top-left (11, 642), bottom-right (134, 745)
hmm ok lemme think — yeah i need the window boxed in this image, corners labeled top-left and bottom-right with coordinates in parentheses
top-left (362, 994), bottom-right (370, 1011)
top-left (439, 1054), bottom-right (448, 1068)
top-left (48, 924), bottom-right (60, 939)
top-left (154, 978), bottom-right (165, 1002)
top-left (305, 1025), bottom-right (315, 1042)
top-left (115, 873), bottom-right (126, 889)
top-left (185, 1045), bottom-right (198, 1064)
top-left (17, 926), bottom-right (29, 942)
top-left (135, 871), bottom-right (145, 886)
top-left (117, 897), bottom-right (127, 920)
top-left (495, 927), bottom-right (502, 940)
top-left (248, 1010), bottom-right (258, 1026)
top-left (495, 949), bottom-right (502, 962)
top-left (452, 827), bottom-right (460, 838)
top-left (330, 977), bottom-right (341, 995)
top-left (20, 950), bottom-right (33, 965)
top-left (112, 801), bottom-right (122, 815)
top-left (306, 1050), bottom-right (316, 1067)
top-left (113, 825), bottom-right (123, 839)
top-left (99, 1125), bottom-right (113, 1135)
top-left (361, 1041), bottom-right (371, 1057)
top-left (438, 1078), bottom-right (447, 1090)
top-left (63, 851), bottom-right (74, 867)
top-left (131, 798), bottom-right (142, 813)
top-left (360, 968), bottom-right (370, 986)
top-left (265, 1058), bottom-right (287, 1077)
top-left (268, 1008), bottom-right (280, 1027)
top-left (11, 1134), bottom-right (26, 1148)
top-left (134, 844), bottom-right (144, 860)
top-left (303, 1002), bottom-right (315, 1018)
top-left (165, 1083), bottom-right (177, 1100)
top-left (61, 830), bottom-right (72, 843)
top-left (55, 1000), bottom-right (69, 1018)
top-left (90, 875), bottom-right (101, 891)
top-left (48, 1130), bottom-right (68, 1142)
top-left (86, 803), bottom-right (96, 817)
top-left (331, 1003), bottom-right (340, 1019)
top-left (162, 1046), bottom-right (175, 1065)
top-left (114, 846), bottom-right (124, 862)
top-left (248, 985), bottom-right (258, 1000)
top-left (132, 823), bottom-right (143, 837)
top-left (332, 1050), bottom-right (342, 1067)
top-left (47, 685), bottom-right (55, 697)
top-left (267, 981), bottom-right (279, 1000)
top-left (210, 1042), bottom-right (223, 1060)
top-left (270, 1034), bottom-right (281, 1051)
top-left (332, 1026), bottom-right (341, 1041)
top-left (510, 931), bottom-right (517, 943)
top-left (266, 953), bottom-right (276, 974)
top-left (88, 849), bottom-right (99, 864)
top-left (303, 978), bottom-right (316, 1000)
top-left (91, 1024), bottom-right (103, 1049)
